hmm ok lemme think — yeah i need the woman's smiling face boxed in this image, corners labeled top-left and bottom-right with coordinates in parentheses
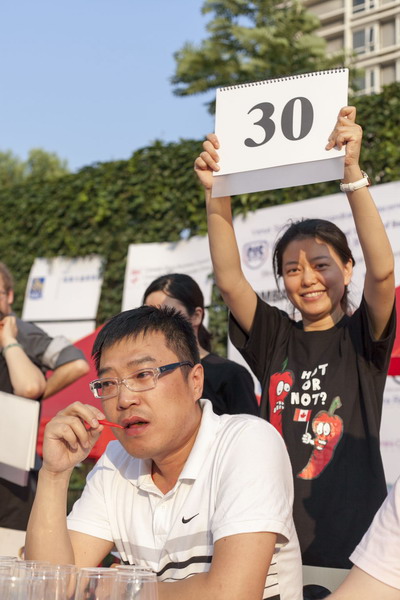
top-left (282, 236), bottom-right (353, 330)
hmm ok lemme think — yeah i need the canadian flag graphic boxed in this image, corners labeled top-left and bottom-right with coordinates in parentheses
top-left (293, 408), bottom-right (312, 422)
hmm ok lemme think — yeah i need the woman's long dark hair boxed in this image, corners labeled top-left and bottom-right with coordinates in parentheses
top-left (143, 273), bottom-right (212, 352)
top-left (272, 219), bottom-right (356, 315)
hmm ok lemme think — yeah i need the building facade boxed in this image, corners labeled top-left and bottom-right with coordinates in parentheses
top-left (303, 0), bottom-right (400, 93)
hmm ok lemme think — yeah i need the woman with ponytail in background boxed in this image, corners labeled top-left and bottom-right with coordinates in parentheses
top-left (144, 273), bottom-right (259, 416)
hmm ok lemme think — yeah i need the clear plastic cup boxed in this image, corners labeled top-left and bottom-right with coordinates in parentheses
top-left (0, 575), bottom-right (32, 600)
top-left (75, 567), bottom-right (117, 600)
top-left (0, 562), bottom-right (18, 577)
top-left (26, 573), bottom-right (67, 600)
top-left (14, 560), bottom-right (51, 577)
top-left (113, 570), bottom-right (158, 600)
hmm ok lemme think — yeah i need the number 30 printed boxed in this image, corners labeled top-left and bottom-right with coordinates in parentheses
top-left (245, 96), bottom-right (314, 147)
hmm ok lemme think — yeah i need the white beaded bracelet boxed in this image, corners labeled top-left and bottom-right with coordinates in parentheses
top-left (2, 342), bottom-right (23, 356)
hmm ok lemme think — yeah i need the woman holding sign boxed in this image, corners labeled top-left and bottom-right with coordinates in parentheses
top-left (194, 106), bottom-right (396, 569)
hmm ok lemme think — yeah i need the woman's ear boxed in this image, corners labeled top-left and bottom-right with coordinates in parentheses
top-left (190, 307), bottom-right (204, 328)
top-left (343, 259), bottom-right (353, 286)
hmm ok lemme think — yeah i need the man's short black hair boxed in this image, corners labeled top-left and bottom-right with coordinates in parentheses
top-left (92, 305), bottom-right (200, 373)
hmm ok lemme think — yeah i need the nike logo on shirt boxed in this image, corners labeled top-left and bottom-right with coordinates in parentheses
top-left (181, 513), bottom-right (199, 524)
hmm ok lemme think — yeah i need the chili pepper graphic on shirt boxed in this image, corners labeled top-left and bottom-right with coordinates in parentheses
top-left (268, 358), bottom-right (295, 435)
top-left (297, 396), bottom-right (344, 480)
top-left (268, 358), bottom-right (344, 478)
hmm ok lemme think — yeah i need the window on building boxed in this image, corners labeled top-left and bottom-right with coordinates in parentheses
top-left (352, 0), bottom-right (376, 13)
top-left (326, 35), bottom-right (344, 53)
top-left (310, 0), bottom-right (344, 16)
top-left (381, 20), bottom-right (396, 47)
top-left (353, 27), bottom-right (375, 53)
top-left (381, 64), bottom-right (396, 86)
top-left (354, 69), bottom-right (377, 94)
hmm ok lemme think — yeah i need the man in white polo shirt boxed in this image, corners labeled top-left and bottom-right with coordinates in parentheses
top-left (26, 305), bottom-right (302, 600)
top-left (327, 476), bottom-right (400, 600)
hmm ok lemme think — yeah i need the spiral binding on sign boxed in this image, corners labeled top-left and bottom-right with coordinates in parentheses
top-left (218, 68), bottom-right (347, 92)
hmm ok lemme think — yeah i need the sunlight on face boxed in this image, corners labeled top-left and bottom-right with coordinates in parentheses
top-left (98, 330), bottom-right (203, 465)
top-left (281, 237), bottom-right (353, 329)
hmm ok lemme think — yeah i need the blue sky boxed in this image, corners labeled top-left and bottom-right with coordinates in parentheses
top-left (0, 0), bottom-right (214, 172)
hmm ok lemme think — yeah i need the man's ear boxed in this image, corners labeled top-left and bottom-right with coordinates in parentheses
top-left (190, 362), bottom-right (204, 402)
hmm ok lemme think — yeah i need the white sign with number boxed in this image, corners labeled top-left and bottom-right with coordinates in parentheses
top-left (213, 69), bottom-right (349, 197)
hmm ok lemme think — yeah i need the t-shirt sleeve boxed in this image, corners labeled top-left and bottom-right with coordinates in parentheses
top-left (16, 319), bottom-right (85, 370)
top-left (221, 363), bottom-right (259, 416)
top-left (16, 319), bottom-right (53, 369)
top-left (353, 295), bottom-right (396, 372)
top-left (229, 295), bottom-right (289, 382)
top-left (42, 336), bottom-right (85, 369)
top-left (350, 477), bottom-right (400, 590)
top-left (211, 418), bottom-right (295, 545)
top-left (67, 455), bottom-right (114, 542)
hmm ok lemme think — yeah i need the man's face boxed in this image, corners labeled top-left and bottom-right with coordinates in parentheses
top-left (0, 275), bottom-right (13, 320)
top-left (97, 330), bottom-right (203, 466)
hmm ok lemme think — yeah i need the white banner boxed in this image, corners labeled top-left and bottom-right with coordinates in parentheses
top-left (122, 236), bottom-right (213, 312)
top-left (0, 391), bottom-right (40, 485)
top-left (229, 180), bottom-right (400, 484)
top-left (22, 255), bottom-right (104, 341)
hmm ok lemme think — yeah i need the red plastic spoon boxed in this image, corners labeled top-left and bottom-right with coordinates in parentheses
top-left (85, 419), bottom-right (124, 430)
top-left (98, 419), bottom-right (124, 429)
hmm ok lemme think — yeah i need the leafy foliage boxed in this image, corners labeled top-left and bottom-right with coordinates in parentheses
top-left (353, 83), bottom-right (400, 184)
top-left (0, 140), bottom-right (205, 325)
top-left (172, 0), bottom-right (348, 113)
top-left (0, 148), bottom-right (69, 188)
top-left (0, 151), bottom-right (26, 188)
top-left (0, 84), bottom-right (399, 355)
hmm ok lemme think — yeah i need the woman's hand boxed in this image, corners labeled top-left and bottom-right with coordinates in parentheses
top-left (326, 106), bottom-right (362, 168)
top-left (194, 134), bottom-right (221, 191)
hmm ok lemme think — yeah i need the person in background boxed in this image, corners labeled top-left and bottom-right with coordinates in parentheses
top-left (0, 261), bottom-right (89, 533)
top-left (143, 272), bottom-right (259, 416)
top-left (327, 474), bottom-right (400, 600)
top-left (25, 305), bottom-right (302, 600)
top-left (193, 106), bottom-right (396, 569)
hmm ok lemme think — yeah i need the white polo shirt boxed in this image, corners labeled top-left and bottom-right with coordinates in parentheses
top-left (68, 399), bottom-right (302, 599)
top-left (350, 475), bottom-right (400, 590)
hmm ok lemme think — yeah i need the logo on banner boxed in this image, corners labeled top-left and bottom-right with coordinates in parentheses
top-left (129, 269), bottom-right (141, 285)
top-left (242, 241), bottom-right (268, 269)
top-left (29, 277), bottom-right (45, 300)
top-left (62, 274), bottom-right (100, 283)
